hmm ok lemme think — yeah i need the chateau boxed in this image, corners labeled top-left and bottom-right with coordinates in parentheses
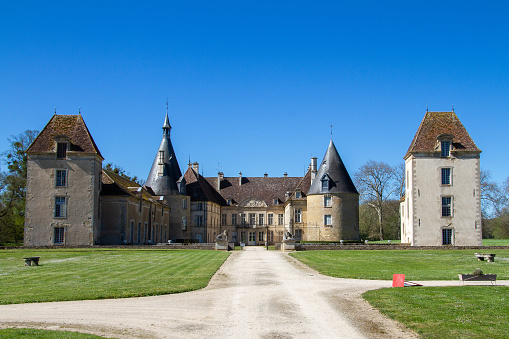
top-left (24, 112), bottom-right (360, 246)
top-left (400, 111), bottom-right (482, 246)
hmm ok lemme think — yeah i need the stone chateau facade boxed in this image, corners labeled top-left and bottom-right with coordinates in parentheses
top-left (24, 112), bottom-right (360, 246)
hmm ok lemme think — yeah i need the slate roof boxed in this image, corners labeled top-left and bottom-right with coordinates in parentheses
top-left (184, 167), bottom-right (226, 205)
top-left (307, 140), bottom-right (358, 195)
top-left (203, 170), bottom-right (311, 206)
top-left (405, 111), bottom-right (480, 158)
top-left (27, 114), bottom-right (102, 158)
top-left (145, 114), bottom-right (182, 195)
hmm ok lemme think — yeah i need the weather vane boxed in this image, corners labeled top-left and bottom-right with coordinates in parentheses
top-left (330, 124), bottom-right (333, 139)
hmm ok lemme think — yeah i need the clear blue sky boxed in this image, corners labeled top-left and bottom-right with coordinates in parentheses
top-left (1, 1), bottom-right (508, 184)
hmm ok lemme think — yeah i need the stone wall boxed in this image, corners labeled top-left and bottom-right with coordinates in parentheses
top-left (294, 243), bottom-right (509, 251)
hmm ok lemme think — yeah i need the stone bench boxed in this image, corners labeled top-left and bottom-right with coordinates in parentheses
top-left (23, 256), bottom-right (40, 266)
top-left (475, 253), bottom-right (496, 262)
top-left (459, 274), bottom-right (497, 285)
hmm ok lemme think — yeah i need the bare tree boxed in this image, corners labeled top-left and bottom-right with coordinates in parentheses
top-left (480, 170), bottom-right (508, 218)
top-left (354, 161), bottom-right (400, 240)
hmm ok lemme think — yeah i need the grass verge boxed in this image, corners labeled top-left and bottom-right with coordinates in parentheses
top-left (290, 249), bottom-right (509, 280)
top-left (0, 328), bottom-right (104, 338)
top-left (363, 286), bottom-right (509, 339)
top-left (0, 248), bottom-right (229, 304)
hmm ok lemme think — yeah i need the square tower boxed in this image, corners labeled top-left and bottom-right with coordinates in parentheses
top-left (400, 111), bottom-right (482, 246)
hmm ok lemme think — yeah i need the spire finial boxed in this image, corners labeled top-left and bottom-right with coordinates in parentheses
top-left (166, 97), bottom-right (169, 115)
top-left (426, 105), bottom-right (428, 112)
top-left (330, 123), bottom-right (333, 140)
top-left (54, 107), bottom-right (57, 115)
top-left (452, 104), bottom-right (454, 112)
top-left (79, 107), bottom-right (81, 115)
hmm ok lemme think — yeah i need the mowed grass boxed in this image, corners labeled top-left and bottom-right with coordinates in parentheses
top-left (363, 286), bottom-right (509, 339)
top-left (0, 248), bottom-right (229, 304)
top-left (290, 249), bottom-right (509, 280)
top-left (482, 238), bottom-right (509, 246)
top-left (0, 328), bottom-right (104, 338)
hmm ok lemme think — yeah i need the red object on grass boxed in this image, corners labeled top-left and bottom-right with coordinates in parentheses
top-left (392, 274), bottom-right (405, 287)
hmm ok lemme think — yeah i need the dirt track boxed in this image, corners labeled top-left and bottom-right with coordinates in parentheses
top-left (1, 247), bottom-right (498, 338)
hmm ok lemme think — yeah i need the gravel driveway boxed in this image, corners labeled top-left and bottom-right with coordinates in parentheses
top-left (0, 247), bottom-right (463, 338)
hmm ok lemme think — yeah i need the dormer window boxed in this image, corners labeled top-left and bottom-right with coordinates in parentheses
top-left (295, 190), bottom-right (301, 199)
top-left (57, 143), bottom-right (67, 159)
top-left (441, 141), bottom-right (450, 157)
top-left (273, 198), bottom-right (278, 205)
top-left (321, 174), bottom-right (331, 192)
top-left (227, 199), bottom-right (232, 206)
top-left (158, 151), bottom-right (164, 164)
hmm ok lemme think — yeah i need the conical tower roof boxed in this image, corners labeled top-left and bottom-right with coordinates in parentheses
top-left (145, 113), bottom-right (182, 195)
top-left (307, 140), bottom-right (358, 195)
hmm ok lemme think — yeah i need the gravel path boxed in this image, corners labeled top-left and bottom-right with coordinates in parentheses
top-left (2, 247), bottom-right (502, 338)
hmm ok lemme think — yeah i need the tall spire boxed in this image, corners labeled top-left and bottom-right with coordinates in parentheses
top-left (163, 100), bottom-right (171, 137)
top-left (145, 108), bottom-right (182, 196)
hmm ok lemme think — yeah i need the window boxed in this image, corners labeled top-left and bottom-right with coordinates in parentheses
top-left (56, 170), bottom-right (67, 187)
top-left (278, 214), bottom-right (284, 225)
top-left (182, 216), bottom-right (187, 230)
top-left (294, 229), bottom-right (302, 240)
top-left (268, 213), bottom-right (273, 225)
top-left (249, 213), bottom-right (256, 225)
top-left (182, 198), bottom-right (187, 210)
top-left (321, 175), bottom-right (329, 192)
top-left (258, 231), bottom-right (264, 242)
top-left (273, 198), bottom-right (278, 205)
top-left (240, 231), bottom-right (246, 242)
top-left (195, 215), bottom-right (203, 227)
top-left (441, 141), bottom-right (450, 157)
top-left (197, 203), bottom-right (203, 211)
top-left (295, 191), bottom-right (301, 199)
top-left (130, 221), bottom-right (134, 243)
top-left (54, 227), bottom-right (65, 244)
top-left (137, 222), bottom-right (141, 243)
top-left (441, 168), bottom-right (451, 185)
top-left (231, 214), bottom-right (237, 225)
top-left (442, 197), bottom-right (452, 217)
top-left (294, 209), bottom-right (302, 223)
top-left (258, 214), bottom-right (264, 226)
top-left (268, 230), bottom-right (274, 242)
top-left (158, 151), bottom-right (164, 164)
top-left (324, 196), bottom-right (332, 207)
top-left (221, 214), bottom-right (227, 226)
top-left (442, 228), bottom-right (452, 245)
top-left (324, 214), bottom-right (332, 226)
top-left (240, 213), bottom-right (246, 226)
top-left (227, 199), bottom-right (232, 206)
top-left (54, 196), bottom-right (66, 218)
top-left (56, 143), bottom-right (67, 159)
top-left (249, 232), bottom-right (256, 242)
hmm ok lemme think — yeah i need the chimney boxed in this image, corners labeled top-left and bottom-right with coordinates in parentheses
top-left (284, 172), bottom-right (288, 177)
top-left (311, 157), bottom-right (318, 182)
top-left (217, 172), bottom-right (224, 191)
top-left (192, 162), bottom-right (199, 174)
top-left (264, 173), bottom-right (268, 178)
top-left (239, 172), bottom-right (242, 186)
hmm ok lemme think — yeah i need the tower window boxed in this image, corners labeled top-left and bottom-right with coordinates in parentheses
top-left (57, 143), bottom-right (67, 159)
top-left (441, 168), bottom-right (451, 185)
top-left (442, 196), bottom-right (452, 217)
top-left (324, 196), bottom-right (332, 207)
top-left (158, 151), bottom-right (164, 164)
top-left (324, 215), bottom-right (332, 226)
top-left (442, 228), bottom-right (452, 245)
top-left (441, 141), bottom-right (450, 157)
top-left (56, 170), bottom-right (67, 187)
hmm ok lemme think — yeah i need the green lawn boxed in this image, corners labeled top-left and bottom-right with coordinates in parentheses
top-left (290, 249), bottom-right (509, 280)
top-left (0, 248), bottom-right (229, 304)
top-left (482, 238), bottom-right (509, 246)
top-left (363, 286), bottom-right (509, 339)
top-left (0, 328), bottom-right (104, 338)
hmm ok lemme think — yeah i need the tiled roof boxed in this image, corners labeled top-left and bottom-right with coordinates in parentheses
top-left (101, 169), bottom-right (167, 205)
top-left (405, 111), bottom-right (480, 158)
top-left (203, 171), bottom-right (310, 206)
top-left (27, 114), bottom-right (102, 158)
